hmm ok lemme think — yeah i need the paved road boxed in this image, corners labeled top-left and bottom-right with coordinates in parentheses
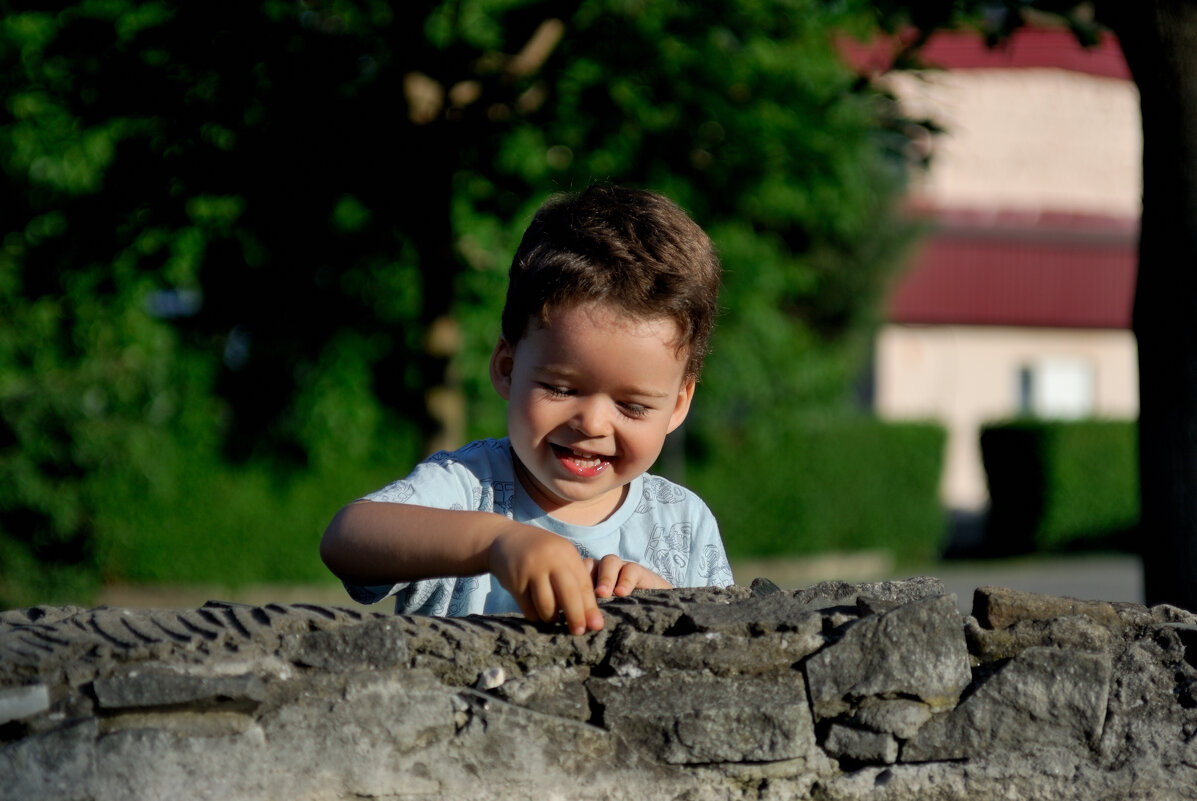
top-left (921, 553), bottom-right (1143, 613)
top-left (733, 552), bottom-right (1145, 614)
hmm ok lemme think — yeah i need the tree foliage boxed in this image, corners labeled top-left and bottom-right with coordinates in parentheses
top-left (0, 0), bottom-right (918, 604)
top-left (451, 1), bottom-right (918, 442)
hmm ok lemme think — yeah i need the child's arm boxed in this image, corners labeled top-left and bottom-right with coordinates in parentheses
top-left (320, 500), bottom-right (605, 634)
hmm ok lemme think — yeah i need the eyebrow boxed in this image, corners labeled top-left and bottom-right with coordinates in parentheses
top-left (534, 365), bottom-right (673, 399)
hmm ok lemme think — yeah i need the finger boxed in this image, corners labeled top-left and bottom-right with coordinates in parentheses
top-left (646, 570), bottom-right (674, 590)
top-left (612, 563), bottom-right (640, 596)
top-left (530, 576), bottom-right (559, 623)
top-left (510, 590), bottom-right (540, 623)
top-left (613, 563), bottom-right (673, 595)
top-left (583, 589), bottom-right (605, 633)
top-left (551, 570), bottom-right (592, 636)
top-left (593, 554), bottom-right (623, 598)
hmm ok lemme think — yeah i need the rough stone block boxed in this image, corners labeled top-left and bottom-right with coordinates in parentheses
top-left (903, 646), bottom-right (1113, 761)
top-left (589, 670), bottom-right (816, 764)
top-left (490, 665), bottom-right (590, 721)
top-left (792, 577), bottom-right (949, 611)
top-left (965, 613), bottom-right (1114, 662)
top-left (607, 625), bottom-right (822, 678)
top-left (973, 586), bottom-right (1122, 631)
top-left (282, 616), bottom-right (410, 670)
top-left (93, 672), bottom-right (265, 711)
top-left (823, 722), bottom-right (899, 764)
top-left (0, 684), bottom-right (49, 724)
top-left (805, 594), bottom-right (971, 719)
top-left (677, 592), bottom-right (830, 637)
top-left (0, 719), bottom-right (96, 801)
top-left (1164, 622), bottom-right (1197, 668)
top-left (848, 698), bottom-right (934, 740)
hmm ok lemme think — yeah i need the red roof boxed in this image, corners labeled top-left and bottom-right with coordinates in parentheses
top-left (842, 26), bottom-right (1139, 330)
top-left (886, 210), bottom-right (1138, 329)
top-left (841, 26), bottom-right (1130, 81)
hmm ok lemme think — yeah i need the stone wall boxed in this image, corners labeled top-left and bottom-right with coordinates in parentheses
top-left (3, 577), bottom-right (1197, 800)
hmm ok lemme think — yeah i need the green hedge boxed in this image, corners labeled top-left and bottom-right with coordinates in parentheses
top-left (687, 417), bottom-right (947, 563)
top-left (980, 419), bottom-right (1139, 553)
top-left (0, 427), bottom-right (421, 610)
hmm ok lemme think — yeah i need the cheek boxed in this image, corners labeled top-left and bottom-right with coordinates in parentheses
top-left (509, 392), bottom-right (554, 432)
top-left (624, 426), bottom-right (665, 459)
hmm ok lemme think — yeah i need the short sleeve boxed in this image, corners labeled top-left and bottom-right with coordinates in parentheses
top-left (633, 474), bottom-right (733, 588)
top-left (690, 510), bottom-right (734, 587)
top-left (341, 439), bottom-right (518, 614)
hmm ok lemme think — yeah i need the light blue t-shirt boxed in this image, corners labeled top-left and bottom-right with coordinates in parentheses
top-left (343, 437), bottom-right (733, 616)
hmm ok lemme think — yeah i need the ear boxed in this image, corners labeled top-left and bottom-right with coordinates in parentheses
top-left (666, 377), bottom-right (697, 434)
top-left (489, 338), bottom-right (515, 400)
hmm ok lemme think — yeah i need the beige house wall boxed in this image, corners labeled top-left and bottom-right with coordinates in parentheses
top-left (887, 68), bottom-right (1141, 217)
top-left (876, 324), bottom-right (1139, 510)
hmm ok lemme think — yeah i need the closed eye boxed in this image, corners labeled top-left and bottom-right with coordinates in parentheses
top-left (537, 381), bottom-right (652, 418)
top-left (619, 402), bottom-right (650, 419)
top-left (538, 383), bottom-right (573, 398)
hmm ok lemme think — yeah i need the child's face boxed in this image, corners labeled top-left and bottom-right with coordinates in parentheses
top-left (490, 302), bottom-right (695, 525)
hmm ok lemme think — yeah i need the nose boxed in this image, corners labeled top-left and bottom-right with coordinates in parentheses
top-left (569, 396), bottom-right (613, 438)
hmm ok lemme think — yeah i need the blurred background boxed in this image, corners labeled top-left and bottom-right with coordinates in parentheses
top-left (0, 1), bottom-right (1148, 610)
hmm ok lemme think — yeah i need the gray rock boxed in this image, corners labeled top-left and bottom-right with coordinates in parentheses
top-left (282, 615), bottom-right (410, 670)
top-left (793, 576), bottom-right (949, 611)
top-left (1163, 622), bottom-right (1197, 667)
top-left (589, 670), bottom-right (817, 765)
top-left (805, 594), bottom-right (971, 719)
top-left (848, 698), bottom-right (934, 739)
top-left (1150, 604), bottom-right (1197, 625)
top-left (750, 577), bottom-right (783, 596)
top-left (0, 684), bottom-right (49, 724)
top-left (0, 719), bottom-right (97, 801)
top-left (607, 625), bottom-right (823, 677)
top-left (2, 579), bottom-right (1195, 800)
top-left (903, 646), bottom-right (1112, 761)
top-left (824, 722), bottom-right (899, 764)
top-left (973, 586), bottom-right (1122, 631)
top-left (1098, 631), bottom-right (1197, 771)
top-left (813, 749), bottom-right (1128, 801)
top-left (965, 613), bottom-right (1114, 662)
top-left (93, 671), bottom-right (265, 711)
top-left (490, 665), bottom-right (591, 721)
top-left (678, 592), bottom-right (831, 637)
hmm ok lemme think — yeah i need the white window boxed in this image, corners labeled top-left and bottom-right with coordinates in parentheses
top-left (1018, 358), bottom-right (1094, 419)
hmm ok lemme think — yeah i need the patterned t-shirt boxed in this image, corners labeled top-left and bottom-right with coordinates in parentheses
top-left (343, 437), bottom-right (733, 616)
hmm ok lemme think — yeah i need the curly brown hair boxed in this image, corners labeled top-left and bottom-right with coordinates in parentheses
top-left (501, 184), bottom-right (721, 379)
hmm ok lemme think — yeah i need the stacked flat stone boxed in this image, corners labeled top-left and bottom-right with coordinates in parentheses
top-left (2, 579), bottom-right (1196, 800)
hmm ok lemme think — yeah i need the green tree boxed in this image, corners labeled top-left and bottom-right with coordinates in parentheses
top-left (869, 0), bottom-right (1197, 609)
top-left (450, 1), bottom-right (917, 452)
top-left (1, 1), bottom-right (556, 600)
top-left (1, 0), bottom-right (917, 603)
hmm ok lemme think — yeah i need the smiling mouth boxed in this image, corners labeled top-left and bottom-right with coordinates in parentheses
top-left (551, 444), bottom-right (611, 475)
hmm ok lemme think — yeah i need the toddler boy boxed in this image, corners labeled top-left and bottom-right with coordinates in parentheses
top-left (320, 184), bottom-right (733, 634)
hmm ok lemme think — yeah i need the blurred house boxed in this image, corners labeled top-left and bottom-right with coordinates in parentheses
top-left (856, 28), bottom-right (1141, 517)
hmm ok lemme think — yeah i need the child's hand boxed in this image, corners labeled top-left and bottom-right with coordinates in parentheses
top-left (586, 554), bottom-right (673, 599)
top-left (487, 525), bottom-right (605, 635)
